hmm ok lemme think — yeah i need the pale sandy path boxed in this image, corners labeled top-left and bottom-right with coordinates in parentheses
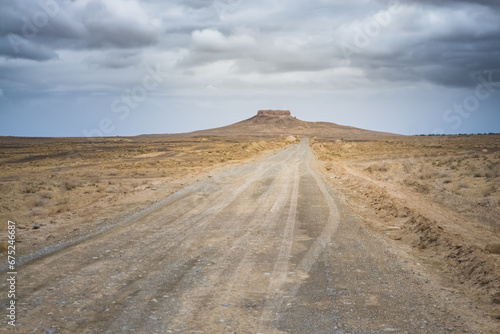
top-left (1, 139), bottom-right (471, 333)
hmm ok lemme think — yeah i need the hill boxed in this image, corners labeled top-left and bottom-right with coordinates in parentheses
top-left (187, 110), bottom-right (399, 139)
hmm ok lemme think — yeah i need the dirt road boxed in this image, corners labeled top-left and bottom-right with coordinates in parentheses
top-left (2, 139), bottom-right (474, 333)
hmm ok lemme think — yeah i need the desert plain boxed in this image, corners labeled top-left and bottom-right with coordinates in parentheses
top-left (0, 111), bottom-right (499, 333)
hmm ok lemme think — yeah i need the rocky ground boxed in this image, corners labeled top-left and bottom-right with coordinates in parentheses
top-left (312, 134), bottom-right (500, 329)
top-left (3, 138), bottom-right (498, 333)
top-left (0, 133), bottom-right (499, 333)
top-left (0, 135), bottom-right (296, 257)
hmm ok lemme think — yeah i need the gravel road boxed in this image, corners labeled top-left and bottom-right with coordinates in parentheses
top-left (1, 139), bottom-right (472, 333)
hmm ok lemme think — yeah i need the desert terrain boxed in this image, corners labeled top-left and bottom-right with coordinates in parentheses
top-left (0, 110), bottom-right (499, 333)
top-left (0, 134), bottom-right (295, 258)
top-left (312, 134), bottom-right (500, 326)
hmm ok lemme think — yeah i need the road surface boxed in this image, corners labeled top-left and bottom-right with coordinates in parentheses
top-left (2, 139), bottom-right (469, 333)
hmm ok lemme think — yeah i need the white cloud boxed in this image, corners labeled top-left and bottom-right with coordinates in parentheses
top-left (191, 29), bottom-right (257, 52)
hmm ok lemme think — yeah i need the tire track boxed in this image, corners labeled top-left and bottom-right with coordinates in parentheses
top-left (162, 156), bottom-right (298, 332)
top-left (257, 165), bottom-right (299, 332)
top-left (256, 145), bottom-right (342, 333)
top-left (12, 144), bottom-right (301, 332)
top-left (76, 142), bottom-right (303, 333)
top-left (10, 138), bottom-right (348, 334)
top-left (295, 157), bottom-right (341, 275)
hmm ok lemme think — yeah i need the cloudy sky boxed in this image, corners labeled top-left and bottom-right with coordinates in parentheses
top-left (1, 0), bottom-right (499, 137)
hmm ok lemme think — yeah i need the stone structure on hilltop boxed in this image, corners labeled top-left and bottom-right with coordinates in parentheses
top-left (257, 110), bottom-right (291, 116)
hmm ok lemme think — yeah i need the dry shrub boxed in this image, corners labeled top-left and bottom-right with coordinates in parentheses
top-left (437, 156), bottom-right (455, 167)
top-left (33, 197), bottom-right (48, 207)
top-left (26, 208), bottom-right (47, 217)
top-left (468, 163), bottom-right (499, 179)
top-left (105, 185), bottom-right (120, 193)
top-left (485, 244), bottom-right (500, 255)
top-left (39, 192), bottom-right (52, 199)
top-left (55, 204), bottom-right (70, 214)
top-left (478, 197), bottom-right (497, 207)
top-left (418, 171), bottom-right (435, 180)
top-left (405, 180), bottom-right (430, 194)
top-left (21, 182), bottom-right (37, 194)
top-left (402, 161), bottom-right (414, 174)
top-left (437, 170), bottom-right (450, 178)
top-left (0, 242), bottom-right (8, 253)
top-left (63, 180), bottom-right (80, 191)
top-left (485, 164), bottom-right (500, 178)
top-left (366, 162), bottom-right (388, 173)
top-left (483, 184), bottom-right (498, 197)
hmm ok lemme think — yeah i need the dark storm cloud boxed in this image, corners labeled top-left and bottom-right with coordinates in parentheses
top-left (0, 34), bottom-right (58, 61)
top-left (73, 1), bottom-right (159, 49)
top-left (166, 0), bottom-right (500, 88)
top-left (0, 0), bottom-right (160, 61)
top-left (1, 0), bottom-right (499, 137)
top-left (84, 50), bottom-right (142, 69)
top-left (1, 0), bottom-right (500, 90)
top-left (342, 2), bottom-right (500, 87)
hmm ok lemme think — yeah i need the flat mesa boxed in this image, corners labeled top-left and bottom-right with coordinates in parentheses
top-left (257, 110), bottom-right (291, 116)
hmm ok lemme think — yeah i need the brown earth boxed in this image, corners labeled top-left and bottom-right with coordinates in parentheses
top-left (2, 138), bottom-right (498, 333)
top-left (312, 134), bottom-right (500, 324)
top-left (187, 110), bottom-right (397, 138)
top-left (257, 110), bottom-right (292, 116)
top-left (0, 110), bottom-right (499, 332)
top-left (0, 135), bottom-right (296, 258)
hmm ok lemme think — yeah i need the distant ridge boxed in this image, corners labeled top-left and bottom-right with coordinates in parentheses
top-left (187, 110), bottom-right (399, 139)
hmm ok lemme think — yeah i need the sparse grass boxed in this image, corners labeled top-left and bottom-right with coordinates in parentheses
top-left (483, 184), bottom-right (497, 197)
top-left (366, 162), bottom-right (388, 173)
top-left (105, 185), bottom-right (120, 193)
top-left (478, 197), bottom-right (497, 207)
top-left (64, 182), bottom-right (77, 191)
top-left (437, 170), bottom-right (450, 178)
top-left (39, 192), bottom-right (52, 199)
top-left (21, 183), bottom-right (37, 194)
top-left (33, 197), bottom-right (48, 207)
top-left (418, 171), bottom-right (435, 180)
top-left (26, 208), bottom-right (47, 217)
top-left (0, 135), bottom-right (321, 257)
top-left (55, 204), bottom-right (70, 214)
top-left (314, 135), bottom-right (500, 231)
